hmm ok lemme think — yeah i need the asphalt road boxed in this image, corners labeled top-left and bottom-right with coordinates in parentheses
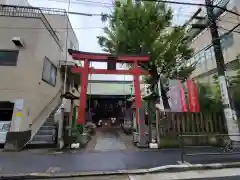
top-left (0, 129), bottom-right (240, 175)
top-left (34, 175), bottom-right (129, 180)
top-left (33, 176), bottom-right (240, 180)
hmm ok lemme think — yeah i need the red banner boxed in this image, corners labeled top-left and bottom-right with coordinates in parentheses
top-left (187, 79), bottom-right (200, 112)
top-left (178, 81), bottom-right (188, 112)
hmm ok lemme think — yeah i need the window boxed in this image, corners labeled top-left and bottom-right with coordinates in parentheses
top-left (194, 53), bottom-right (201, 66)
top-left (0, 50), bottom-right (19, 66)
top-left (42, 57), bottom-right (57, 86)
top-left (219, 32), bottom-right (234, 50)
top-left (199, 51), bottom-right (206, 64)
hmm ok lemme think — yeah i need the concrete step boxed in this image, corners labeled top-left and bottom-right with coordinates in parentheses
top-left (36, 129), bottom-right (55, 136)
top-left (40, 126), bottom-right (55, 131)
top-left (32, 134), bottom-right (54, 141)
top-left (29, 140), bottom-right (55, 145)
top-left (45, 117), bottom-right (54, 122)
top-left (44, 119), bottom-right (55, 125)
top-left (43, 122), bottom-right (55, 127)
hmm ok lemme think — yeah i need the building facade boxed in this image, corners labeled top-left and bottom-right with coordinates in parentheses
top-left (0, 2), bottom-right (79, 148)
top-left (188, 0), bottom-right (240, 83)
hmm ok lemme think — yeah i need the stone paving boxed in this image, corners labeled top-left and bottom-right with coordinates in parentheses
top-left (85, 128), bottom-right (137, 152)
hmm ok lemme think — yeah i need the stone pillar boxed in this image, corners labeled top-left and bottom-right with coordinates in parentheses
top-left (57, 107), bottom-right (65, 150)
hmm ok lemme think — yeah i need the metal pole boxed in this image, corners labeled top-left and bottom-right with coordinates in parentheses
top-left (205, 0), bottom-right (239, 140)
top-left (63, 0), bottom-right (71, 94)
top-left (180, 133), bottom-right (184, 163)
top-left (58, 0), bottom-right (71, 150)
top-left (155, 106), bottom-right (160, 147)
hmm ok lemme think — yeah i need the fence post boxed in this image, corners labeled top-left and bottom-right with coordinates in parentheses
top-left (179, 132), bottom-right (184, 163)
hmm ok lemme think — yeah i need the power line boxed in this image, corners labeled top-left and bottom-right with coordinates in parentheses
top-left (32, 0), bottom-right (240, 17)
top-left (218, 25), bottom-right (240, 34)
top-left (0, 26), bottom-right (104, 30)
top-left (38, 0), bottom-right (113, 7)
top-left (39, 0), bottom-right (239, 18)
top-left (192, 23), bottom-right (240, 56)
top-left (142, 0), bottom-right (240, 17)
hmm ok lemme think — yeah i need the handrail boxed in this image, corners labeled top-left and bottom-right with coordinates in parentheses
top-left (56, 98), bottom-right (67, 113)
top-left (30, 88), bottom-right (62, 127)
top-left (38, 9), bottom-right (62, 47)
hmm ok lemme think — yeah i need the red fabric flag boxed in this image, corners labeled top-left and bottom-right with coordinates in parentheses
top-left (178, 81), bottom-right (188, 112)
top-left (187, 79), bottom-right (200, 112)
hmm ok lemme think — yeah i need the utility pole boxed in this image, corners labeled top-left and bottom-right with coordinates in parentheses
top-left (205, 0), bottom-right (239, 140)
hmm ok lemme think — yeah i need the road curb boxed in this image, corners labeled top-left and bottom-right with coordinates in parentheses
top-left (1, 162), bottom-right (240, 179)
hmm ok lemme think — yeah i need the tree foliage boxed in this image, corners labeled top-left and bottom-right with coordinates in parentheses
top-left (197, 81), bottom-right (222, 113)
top-left (97, 0), bottom-right (195, 83)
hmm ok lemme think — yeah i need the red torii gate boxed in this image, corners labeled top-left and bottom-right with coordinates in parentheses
top-left (68, 49), bottom-right (150, 126)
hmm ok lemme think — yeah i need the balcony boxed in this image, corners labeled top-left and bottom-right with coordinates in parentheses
top-left (0, 4), bottom-right (63, 50)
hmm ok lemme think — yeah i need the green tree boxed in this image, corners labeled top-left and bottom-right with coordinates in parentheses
top-left (97, 0), bottom-right (195, 85)
top-left (197, 82), bottom-right (222, 112)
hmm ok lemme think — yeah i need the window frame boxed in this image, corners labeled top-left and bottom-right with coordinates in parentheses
top-left (0, 50), bottom-right (19, 66)
top-left (42, 57), bottom-right (57, 87)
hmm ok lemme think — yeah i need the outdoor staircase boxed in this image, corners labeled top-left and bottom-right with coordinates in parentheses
top-left (29, 115), bottom-right (57, 145)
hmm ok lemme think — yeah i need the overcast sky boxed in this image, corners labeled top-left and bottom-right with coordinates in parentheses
top-left (28, 0), bottom-right (202, 81)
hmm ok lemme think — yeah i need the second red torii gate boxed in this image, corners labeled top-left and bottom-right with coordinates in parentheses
top-left (68, 49), bottom-right (150, 126)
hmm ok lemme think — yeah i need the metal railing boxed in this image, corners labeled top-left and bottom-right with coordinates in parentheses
top-left (179, 133), bottom-right (240, 163)
top-left (0, 4), bottom-right (62, 50)
top-left (38, 7), bottom-right (67, 16)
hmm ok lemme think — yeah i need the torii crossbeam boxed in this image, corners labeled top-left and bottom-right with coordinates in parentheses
top-left (68, 49), bottom-right (150, 130)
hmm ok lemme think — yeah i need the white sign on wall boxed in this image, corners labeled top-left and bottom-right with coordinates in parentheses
top-left (13, 99), bottom-right (24, 132)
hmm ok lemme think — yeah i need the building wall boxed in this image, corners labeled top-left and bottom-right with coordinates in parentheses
top-left (190, 4), bottom-right (240, 83)
top-left (0, 0), bottom-right (31, 6)
top-left (0, 15), bottom-right (63, 133)
top-left (45, 14), bottom-right (79, 63)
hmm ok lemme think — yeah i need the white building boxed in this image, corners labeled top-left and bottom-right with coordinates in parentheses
top-left (0, 0), bottom-right (80, 150)
top-left (187, 0), bottom-right (240, 83)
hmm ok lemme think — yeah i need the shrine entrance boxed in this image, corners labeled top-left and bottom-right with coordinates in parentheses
top-left (68, 49), bottom-right (150, 151)
top-left (86, 94), bottom-right (130, 128)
